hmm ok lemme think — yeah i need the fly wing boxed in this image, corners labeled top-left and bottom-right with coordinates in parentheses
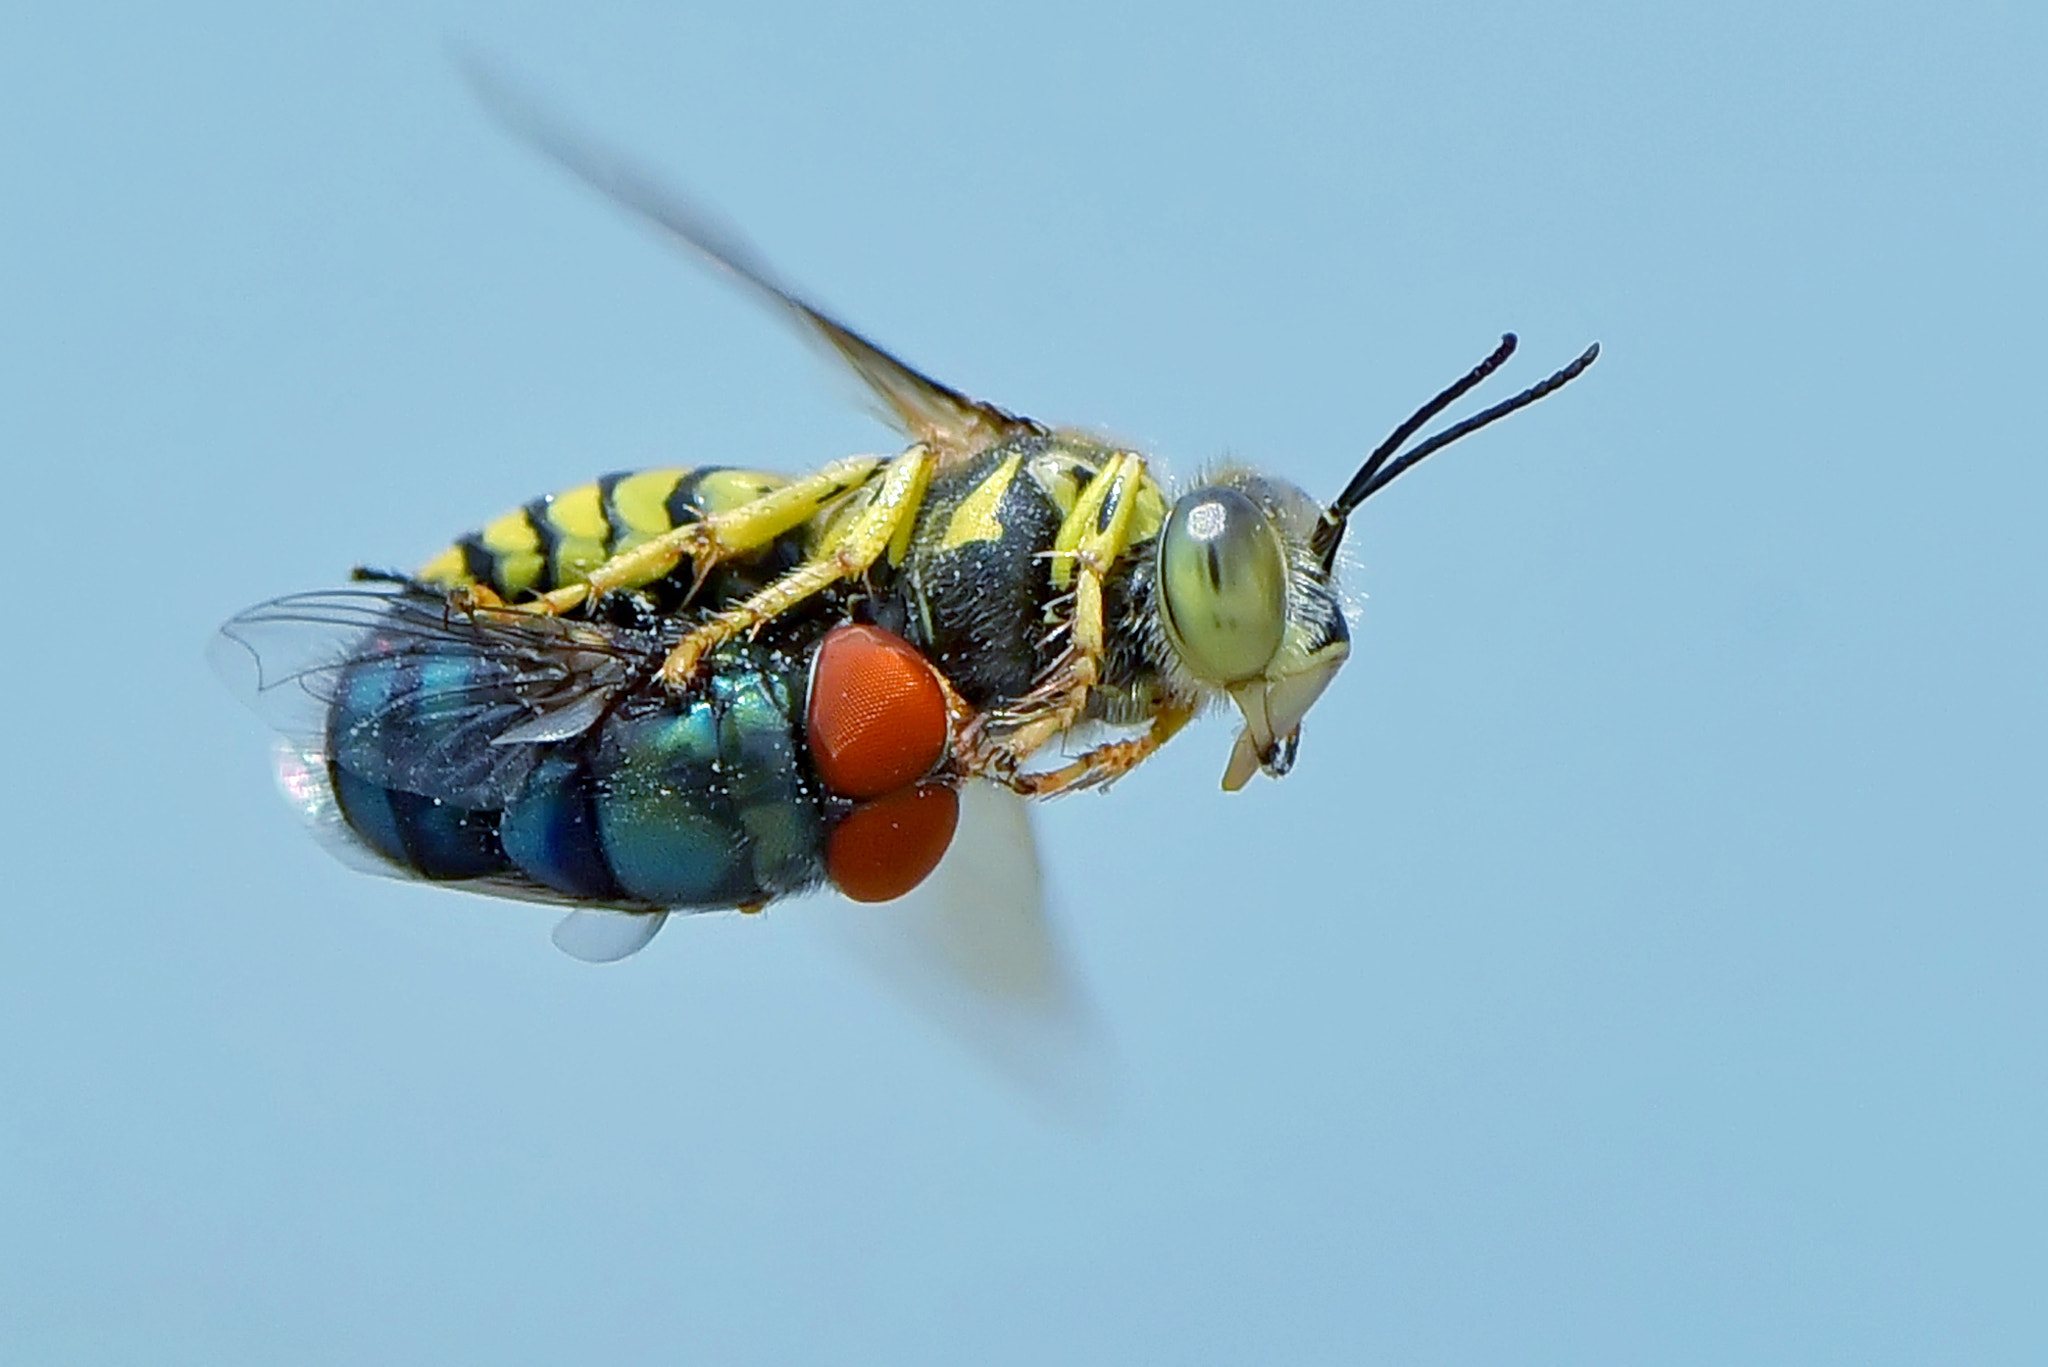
top-left (462, 59), bottom-right (1040, 464)
top-left (210, 587), bottom-right (646, 809)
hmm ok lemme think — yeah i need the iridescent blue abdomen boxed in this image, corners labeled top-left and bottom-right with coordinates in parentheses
top-left (325, 637), bottom-right (827, 911)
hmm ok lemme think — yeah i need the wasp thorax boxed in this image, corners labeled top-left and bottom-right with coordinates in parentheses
top-left (1157, 486), bottom-right (1289, 685)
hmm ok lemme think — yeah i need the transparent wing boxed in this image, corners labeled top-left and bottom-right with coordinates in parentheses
top-left (267, 738), bottom-right (414, 880)
top-left (210, 587), bottom-right (649, 808)
top-left (827, 783), bottom-right (1116, 1121)
top-left (460, 58), bottom-right (1042, 464)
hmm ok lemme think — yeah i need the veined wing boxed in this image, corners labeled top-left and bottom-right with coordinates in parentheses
top-left (209, 586), bottom-right (651, 809)
top-left (460, 58), bottom-right (1041, 464)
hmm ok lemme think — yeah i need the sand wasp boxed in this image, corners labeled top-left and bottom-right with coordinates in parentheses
top-left (212, 85), bottom-right (1597, 959)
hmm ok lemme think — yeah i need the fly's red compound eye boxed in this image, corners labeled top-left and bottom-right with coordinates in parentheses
top-left (826, 782), bottom-right (961, 903)
top-left (806, 623), bottom-right (950, 800)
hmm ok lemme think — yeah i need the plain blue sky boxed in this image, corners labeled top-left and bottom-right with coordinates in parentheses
top-left (4, 1), bottom-right (2044, 1362)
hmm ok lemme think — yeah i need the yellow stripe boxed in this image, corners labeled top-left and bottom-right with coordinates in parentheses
top-left (555, 538), bottom-right (610, 584)
top-left (543, 484), bottom-right (610, 586)
top-left (416, 545), bottom-right (470, 588)
top-left (940, 454), bottom-right (1023, 550)
top-left (481, 509), bottom-right (541, 555)
top-left (546, 484), bottom-right (610, 541)
top-left (610, 469), bottom-right (686, 552)
top-left (480, 510), bottom-right (544, 595)
top-left (695, 469), bottom-right (789, 515)
top-left (1027, 451), bottom-right (1099, 521)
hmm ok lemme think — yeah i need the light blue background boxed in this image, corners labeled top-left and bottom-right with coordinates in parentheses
top-left (4, 1), bottom-right (2043, 1361)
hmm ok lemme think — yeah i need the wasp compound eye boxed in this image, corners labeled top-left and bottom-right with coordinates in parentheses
top-left (1157, 487), bottom-right (1289, 685)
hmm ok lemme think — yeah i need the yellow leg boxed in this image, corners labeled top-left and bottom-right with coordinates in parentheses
top-left (1004, 703), bottom-right (1195, 796)
top-left (957, 452), bottom-right (1149, 774)
top-left (655, 446), bottom-right (935, 688)
top-left (522, 455), bottom-right (885, 615)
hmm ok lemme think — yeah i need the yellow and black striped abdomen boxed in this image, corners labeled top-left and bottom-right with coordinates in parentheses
top-left (417, 467), bottom-right (793, 601)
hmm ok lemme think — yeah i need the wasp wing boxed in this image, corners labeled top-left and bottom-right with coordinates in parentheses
top-left (461, 59), bottom-right (1040, 464)
top-left (827, 783), bottom-right (1115, 1120)
top-left (210, 587), bottom-right (649, 809)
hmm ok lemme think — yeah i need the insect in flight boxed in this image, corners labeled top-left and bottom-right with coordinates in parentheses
top-left (212, 80), bottom-right (1598, 962)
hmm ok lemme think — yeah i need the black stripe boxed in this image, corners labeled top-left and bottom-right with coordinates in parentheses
top-left (523, 497), bottom-right (561, 590)
top-left (458, 534), bottom-right (496, 586)
top-left (597, 471), bottom-right (631, 550)
top-left (667, 466), bottom-right (725, 526)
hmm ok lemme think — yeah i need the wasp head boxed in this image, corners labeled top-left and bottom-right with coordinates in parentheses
top-left (1158, 334), bottom-right (1599, 789)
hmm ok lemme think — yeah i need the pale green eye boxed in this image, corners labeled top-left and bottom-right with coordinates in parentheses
top-left (1158, 487), bottom-right (1289, 684)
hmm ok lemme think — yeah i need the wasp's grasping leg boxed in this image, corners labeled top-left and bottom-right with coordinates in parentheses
top-left (654, 445), bottom-right (936, 688)
top-left (1003, 703), bottom-right (1196, 797)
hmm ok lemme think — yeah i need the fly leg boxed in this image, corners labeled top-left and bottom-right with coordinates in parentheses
top-left (519, 455), bottom-right (885, 616)
top-left (957, 452), bottom-right (1149, 778)
top-left (655, 446), bottom-right (936, 688)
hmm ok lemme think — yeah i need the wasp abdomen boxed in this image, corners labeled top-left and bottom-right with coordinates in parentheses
top-left (415, 467), bottom-right (799, 604)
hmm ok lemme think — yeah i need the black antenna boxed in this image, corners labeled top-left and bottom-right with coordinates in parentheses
top-left (1311, 338), bottom-right (1600, 569)
top-left (1337, 334), bottom-right (1519, 514)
